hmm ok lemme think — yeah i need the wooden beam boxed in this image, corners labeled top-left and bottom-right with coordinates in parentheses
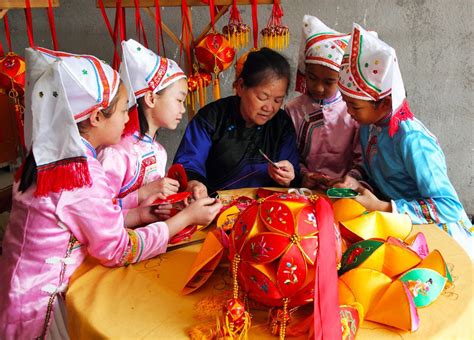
top-left (0, 0), bottom-right (59, 8)
top-left (98, 0), bottom-right (273, 8)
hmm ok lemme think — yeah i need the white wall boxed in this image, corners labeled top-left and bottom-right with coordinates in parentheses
top-left (3, 0), bottom-right (473, 213)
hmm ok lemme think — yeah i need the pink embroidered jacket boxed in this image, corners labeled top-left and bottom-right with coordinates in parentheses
top-left (285, 92), bottom-right (363, 179)
top-left (0, 140), bottom-right (169, 339)
top-left (98, 132), bottom-right (167, 209)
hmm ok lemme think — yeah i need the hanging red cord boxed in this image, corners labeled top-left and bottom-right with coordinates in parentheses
top-left (4, 14), bottom-right (12, 52)
top-left (250, 0), bottom-right (258, 48)
top-left (98, 0), bottom-right (121, 69)
top-left (46, 0), bottom-right (59, 50)
top-left (24, 0), bottom-right (35, 47)
top-left (133, 0), bottom-right (148, 48)
top-left (261, 0), bottom-right (289, 50)
top-left (223, 0), bottom-right (249, 49)
top-left (208, 0), bottom-right (215, 31)
top-left (180, 0), bottom-right (193, 71)
top-left (154, 0), bottom-right (166, 56)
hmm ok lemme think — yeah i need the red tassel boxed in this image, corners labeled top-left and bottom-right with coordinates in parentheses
top-left (123, 105), bottom-right (140, 136)
top-left (388, 99), bottom-right (414, 137)
top-left (35, 157), bottom-right (91, 196)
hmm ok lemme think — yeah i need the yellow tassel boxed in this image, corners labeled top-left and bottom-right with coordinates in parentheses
top-left (198, 78), bottom-right (205, 108)
top-left (213, 76), bottom-right (221, 100)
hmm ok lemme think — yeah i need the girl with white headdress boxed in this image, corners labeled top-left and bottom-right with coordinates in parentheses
top-left (98, 39), bottom-right (209, 210)
top-left (286, 15), bottom-right (363, 190)
top-left (336, 24), bottom-right (473, 258)
top-left (0, 47), bottom-right (221, 339)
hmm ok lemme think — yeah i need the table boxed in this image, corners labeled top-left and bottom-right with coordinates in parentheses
top-left (66, 190), bottom-right (473, 339)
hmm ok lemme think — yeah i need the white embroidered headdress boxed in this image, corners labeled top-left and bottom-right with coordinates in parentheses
top-left (23, 47), bottom-right (119, 195)
top-left (295, 15), bottom-right (349, 93)
top-left (120, 39), bottom-right (186, 135)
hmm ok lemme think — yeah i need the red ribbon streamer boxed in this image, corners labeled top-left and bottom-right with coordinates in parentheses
top-left (24, 0), bottom-right (35, 47)
top-left (180, 0), bottom-right (193, 70)
top-left (133, 0), bottom-right (148, 47)
top-left (46, 0), bottom-right (59, 50)
top-left (4, 14), bottom-right (12, 52)
top-left (209, 0), bottom-right (215, 30)
top-left (154, 0), bottom-right (166, 56)
top-left (98, 0), bottom-right (121, 69)
top-left (251, 0), bottom-right (258, 48)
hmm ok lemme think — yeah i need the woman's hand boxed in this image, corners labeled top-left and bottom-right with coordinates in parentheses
top-left (186, 180), bottom-right (208, 199)
top-left (354, 187), bottom-right (392, 212)
top-left (268, 160), bottom-right (295, 187)
top-left (302, 171), bottom-right (331, 190)
top-left (143, 177), bottom-right (180, 198)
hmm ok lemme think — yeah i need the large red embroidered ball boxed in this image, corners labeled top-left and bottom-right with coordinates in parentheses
top-left (229, 193), bottom-right (333, 307)
top-left (195, 33), bottom-right (235, 74)
top-left (0, 52), bottom-right (26, 95)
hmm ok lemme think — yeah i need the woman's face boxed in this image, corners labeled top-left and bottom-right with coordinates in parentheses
top-left (236, 77), bottom-right (288, 126)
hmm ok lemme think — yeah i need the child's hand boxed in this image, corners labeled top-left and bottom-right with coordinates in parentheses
top-left (302, 172), bottom-right (331, 190)
top-left (152, 203), bottom-right (173, 220)
top-left (268, 160), bottom-right (295, 187)
top-left (331, 175), bottom-right (362, 190)
top-left (183, 197), bottom-right (223, 226)
top-left (149, 177), bottom-right (180, 196)
top-left (354, 187), bottom-right (392, 212)
top-left (187, 180), bottom-right (208, 199)
top-left (138, 177), bottom-right (179, 204)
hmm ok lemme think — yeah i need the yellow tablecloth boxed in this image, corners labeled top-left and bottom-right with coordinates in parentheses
top-left (66, 190), bottom-right (474, 339)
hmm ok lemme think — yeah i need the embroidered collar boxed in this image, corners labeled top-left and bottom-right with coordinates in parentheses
top-left (82, 138), bottom-right (97, 158)
top-left (133, 131), bottom-right (154, 144)
top-left (309, 91), bottom-right (342, 108)
top-left (371, 99), bottom-right (414, 137)
top-left (322, 91), bottom-right (342, 106)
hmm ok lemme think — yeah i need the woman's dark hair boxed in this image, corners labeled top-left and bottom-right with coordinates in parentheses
top-left (136, 87), bottom-right (166, 140)
top-left (237, 47), bottom-right (291, 91)
top-left (19, 83), bottom-right (124, 193)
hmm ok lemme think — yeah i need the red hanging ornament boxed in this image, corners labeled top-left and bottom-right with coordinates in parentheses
top-left (222, 0), bottom-right (250, 50)
top-left (194, 33), bottom-right (235, 100)
top-left (226, 192), bottom-right (341, 339)
top-left (260, 0), bottom-right (289, 50)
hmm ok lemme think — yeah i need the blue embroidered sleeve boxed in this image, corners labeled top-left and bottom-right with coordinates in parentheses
top-left (394, 130), bottom-right (465, 224)
top-left (173, 117), bottom-right (213, 186)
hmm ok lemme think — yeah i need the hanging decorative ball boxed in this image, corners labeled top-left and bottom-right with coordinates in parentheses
top-left (226, 192), bottom-right (336, 338)
top-left (223, 23), bottom-right (250, 50)
top-left (0, 52), bottom-right (26, 95)
top-left (222, 2), bottom-right (250, 50)
top-left (194, 33), bottom-right (235, 75)
top-left (229, 193), bottom-right (322, 308)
